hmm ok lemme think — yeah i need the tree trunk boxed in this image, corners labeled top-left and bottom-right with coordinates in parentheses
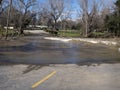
top-left (85, 18), bottom-right (88, 37)
top-left (20, 29), bottom-right (24, 34)
top-left (0, 0), bottom-right (2, 5)
top-left (19, 25), bottom-right (24, 35)
top-left (5, 0), bottom-right (12, 40)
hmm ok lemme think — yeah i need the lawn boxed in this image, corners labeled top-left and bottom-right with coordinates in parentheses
top-left (58, 30), bottom-right (81, 37)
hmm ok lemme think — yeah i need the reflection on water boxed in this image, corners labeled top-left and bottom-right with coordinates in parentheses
top-left (0, 42), bottom-right (38, 52)
top-left (0, 36), bottom-right (120, 65)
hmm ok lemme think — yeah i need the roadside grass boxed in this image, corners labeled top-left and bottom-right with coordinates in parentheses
top-left (58, 30), bottom-right (81, 37)
top-left (0, 28), bottom-right (19, 37)
top-left (88, 32), bottom-right (113, 38)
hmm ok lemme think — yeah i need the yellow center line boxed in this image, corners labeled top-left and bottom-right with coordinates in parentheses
top-left (31, 71), bottom-right (57, 88)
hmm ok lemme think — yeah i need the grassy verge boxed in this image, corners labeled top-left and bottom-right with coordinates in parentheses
top-left (58, 30), bottom-right (81, 37)
top-left (0, 28), bottom-right (19, 37)
top-left (88, 32), bottom-right (113, 38)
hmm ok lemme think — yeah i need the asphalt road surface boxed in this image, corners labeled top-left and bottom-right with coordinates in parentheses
top-left (0, 30), bottom-right (120, 90)
top-left (0, 64), bottom-right (120, 90)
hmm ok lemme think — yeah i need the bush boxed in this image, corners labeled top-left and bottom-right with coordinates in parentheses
top-left (45, 29), bottom-right (58, 36)
top-left (88, 32), bottom-right (113, 38)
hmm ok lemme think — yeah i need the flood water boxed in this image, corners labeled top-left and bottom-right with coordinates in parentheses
top-left (0, 35), bottom-right (120, 65)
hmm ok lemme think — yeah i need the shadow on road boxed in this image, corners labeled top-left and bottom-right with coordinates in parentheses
top-left (22, 65), bottom-right (49, 74)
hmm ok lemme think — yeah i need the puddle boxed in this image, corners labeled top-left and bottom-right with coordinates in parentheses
top-left (0, 35), bottom-right (120, 65)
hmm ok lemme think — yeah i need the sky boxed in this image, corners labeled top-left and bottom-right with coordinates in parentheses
top-left (71, 0), bottom-right (116, 19)
top-left (36, 0), bottom-right (116, 20)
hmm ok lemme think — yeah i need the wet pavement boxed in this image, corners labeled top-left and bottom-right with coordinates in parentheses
top-left (0, 32), bottom-right (120, 65)
top-left (0, 31), bottom-right (120, 90)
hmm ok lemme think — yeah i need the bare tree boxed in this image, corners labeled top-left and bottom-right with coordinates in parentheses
top-left (78, 0), bottom-right (88, 37)
top-left (77, 0), bottom-right (103, 37)
top-left (38, 7), bottom-right (50, 26)
top-left (5, 0), bottom-right (12, 39)
top-left (48, 0), bottom-right (64, 30)
top-left (0, 0), bottom-right (9, 15)
top-left (60, 0), bottom-right (72, 30)
top-left (17, 0), bottom-right (37, 34)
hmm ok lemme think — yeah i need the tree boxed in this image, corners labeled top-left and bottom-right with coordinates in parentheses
top-left (77, 0), bottom-right (105, 37)
top-left (115, 0), bottom-right (120, 36)
top-left (17, 0), bottom-right (37, 34)
top-left (37, 0), bottom-right (72, 30)
top-left (105, 0), bottom-right (120, 37)
top-left (48, 0), bottom-right (64, 30)
top-left (60, 0), bottom-right (72, 30)
top-left (38, 7), bottom-right (51, 26)
top-left (5, 0), bottom-right (12, 39)
top-left (30, 11), bottom-right (37, 27)
top-left (0, 0), bottom-right (2, 5)
top-left (0, 1), bottom-right (9, 15)
top-left (77, 0), bottom-right (89, 37)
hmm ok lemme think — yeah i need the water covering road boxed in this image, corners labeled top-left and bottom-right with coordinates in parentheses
top-left (0, 33), bottom-right (120, 65)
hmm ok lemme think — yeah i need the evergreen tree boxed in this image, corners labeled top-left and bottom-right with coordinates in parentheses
top-left (105, 0), bottom-right (120, 37)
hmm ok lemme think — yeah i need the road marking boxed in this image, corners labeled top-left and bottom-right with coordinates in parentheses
top-left (31, 71), bottom-right (57, 88)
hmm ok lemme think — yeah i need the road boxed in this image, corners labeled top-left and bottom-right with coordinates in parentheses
top-left (0, 64), bottom-right (120, 90)
top-left (0, 30), bottom-right (120, 90)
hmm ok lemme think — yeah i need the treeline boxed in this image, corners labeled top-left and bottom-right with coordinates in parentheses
top-left (105, 0), bottom-right (120, 37)
top-left (0, 0), bottom-right (120, 39)
top-left (76, 0), bottom-right (120, 37)
top-left (0, 0), bottom-right (37, 39)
